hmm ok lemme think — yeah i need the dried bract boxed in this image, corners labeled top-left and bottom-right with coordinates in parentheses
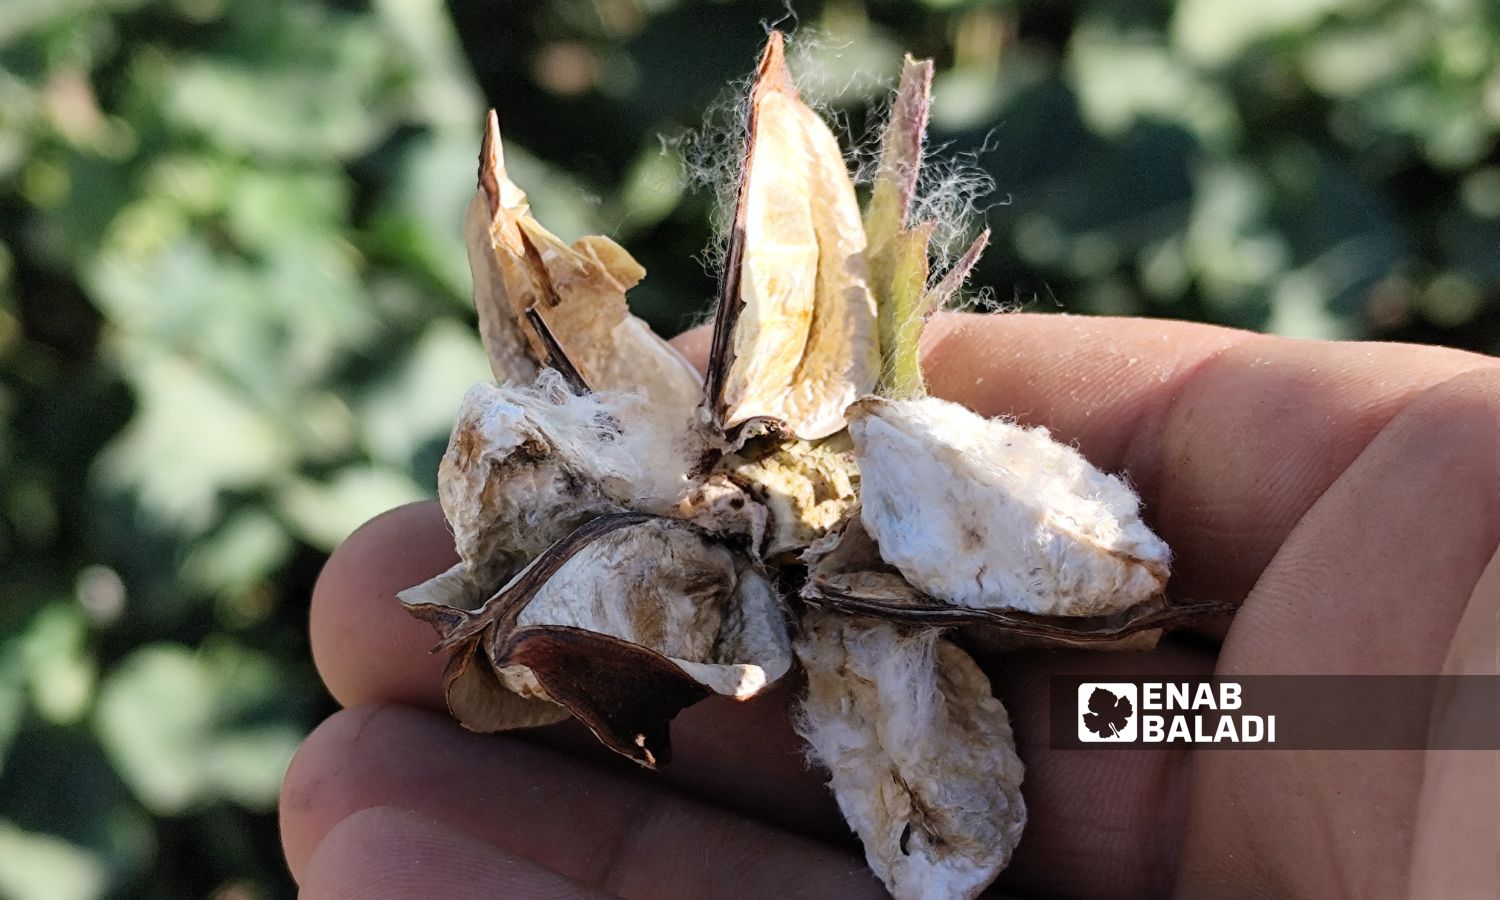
top-left (402, 514), bottom-right (791, 766)
top-left (467, 112), bottom-right (701, 423)
top-left (706, 33), bottom-right (879, 441)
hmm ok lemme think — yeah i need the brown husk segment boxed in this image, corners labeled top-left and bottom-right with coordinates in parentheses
top-left (467, 111), bottom-right (700, 417)
top-left (399, 514), bottom-right (792, 768)
top-left (523, 306), bottom-right (592, 394)
top-left (400, 562), bottom-right (574, 731)
top-left (465, 115), bottom-right (540, 387)
top-left (705, 31), bottom-right (878, 442)
top-left (806, 579), bottom-right (1234, 645)
top-left (502, 627), bottom-right (712, 766)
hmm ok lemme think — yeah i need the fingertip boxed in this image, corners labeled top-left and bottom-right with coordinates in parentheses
top-left (668, 323), bottom-right (713, 373)
top-left (281, 704), bottom-right (387, 881)
top-left (300, 805), bottom-right (607, 900)
top-left (310, 501), bottom-right (454, 710)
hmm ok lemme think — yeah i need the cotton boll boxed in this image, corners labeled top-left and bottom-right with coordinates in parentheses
top-left (505, 517), bottom-right (791, 703)
top-left (795, 613), bottom-right (1025, 900)
top-left (848, 395), bottom-right (1170, 617)
top-left (439, 372), bottom-right (694, 587)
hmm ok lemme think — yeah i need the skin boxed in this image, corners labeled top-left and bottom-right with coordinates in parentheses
top-left (280, 313), bottom-right (1499, 899)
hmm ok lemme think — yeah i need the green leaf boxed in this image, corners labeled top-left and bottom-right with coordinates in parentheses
top-left (0, 820), bottom-right (109, 900)
top-left (18, 604), bottom-right (96, 726)
top-left (275, 466), bottom-right (427, 551)
top-left (159, 22), bottom-right (394, 161)
top-left (93, 351), bottom-right (294, 533)
top-left (94, 641), bottom-right (307, 815)
top-left (357, 318), bottom-right (489, 470)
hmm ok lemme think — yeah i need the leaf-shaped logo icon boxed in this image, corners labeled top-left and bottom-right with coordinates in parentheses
top-left (1082, 686), bottom-right (1134, 738)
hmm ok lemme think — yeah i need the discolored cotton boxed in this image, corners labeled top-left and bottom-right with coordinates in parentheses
top-left (795, 613), bottom-right (1026, 900)
top-left (436, 373), bottom-right (693, 588)
top-left (849, 395), bottom-right (1170, 617)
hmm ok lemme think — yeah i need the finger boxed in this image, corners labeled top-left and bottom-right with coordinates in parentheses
top-left (1410, 547), bottom-right (1500, 898)
top-left (282, 704), bottom-right (885, 900)
top-left (1178, 368), bottom-right (1500, 898)
top-left (984, 638), bottom-right (1215, 899)
top-left (309, 501), bottom-right (453, 710)
top-left (668, 322), bottom-right (712, 371)
top-left (299, 805), bottom-right (610, 899)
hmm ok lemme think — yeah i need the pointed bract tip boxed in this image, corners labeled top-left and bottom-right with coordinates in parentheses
top-left (479, 109), bottom-right (504, 215)
top-left (755, 30), bottom-right (797, 98)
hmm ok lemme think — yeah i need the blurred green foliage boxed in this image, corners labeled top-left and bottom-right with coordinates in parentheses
top-left (0, 0), bottom-right (1494, 897)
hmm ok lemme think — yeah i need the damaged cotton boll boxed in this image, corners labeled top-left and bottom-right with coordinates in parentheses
top-left (400, 30), bottom-right (1229, 900)
top-left (438, 372), bottom-right (694, 588)
top-left (849, 395), bottom-right (1170, 617)
top-left (401, 514), bottom-right (792, 766)
top-left (795, 612), bottom-right (1025, 900)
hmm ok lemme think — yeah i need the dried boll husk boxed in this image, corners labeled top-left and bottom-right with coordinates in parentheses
top-left (848, 394), bottom-right (1171, 617)
top-left (401, 514), bottom-right (792, 767)
top-left (398, 562), bottom-right (572, 732)
top-left (466, 112), bottom-right (701, 423)
top-left (437, 372), bottom-right (695, 588)
top-left (705, 32), bottom-right (879, 442)
top-left (796, 612), bottom-right (1025, 900)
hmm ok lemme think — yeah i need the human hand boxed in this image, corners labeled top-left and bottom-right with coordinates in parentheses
top-left (280, 312), bottom-right (1498, 899)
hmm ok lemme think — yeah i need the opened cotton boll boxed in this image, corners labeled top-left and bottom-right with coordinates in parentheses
top-left (848, 395), bottom-right (1170, 617)
top-left (438, 372), bottom-right (696, 588)
top-left (399, 31), bottom-right (1227, 900)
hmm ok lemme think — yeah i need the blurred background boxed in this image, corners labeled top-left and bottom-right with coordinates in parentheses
top-left (0, 0), bottom-right (1495, 897)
